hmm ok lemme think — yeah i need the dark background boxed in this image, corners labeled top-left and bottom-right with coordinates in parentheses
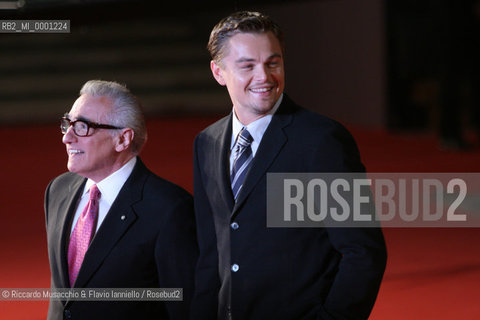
top-left (2, 0), bottom-right (480, 143)
top-left (1, 0), bottom-right (385, 127)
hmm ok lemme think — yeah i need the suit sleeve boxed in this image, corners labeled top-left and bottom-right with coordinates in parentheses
top-left (44, 179), bottom-right (53, 227)
top-left (189, 135), bottom-right (221, 320)
top-left (316, 123), bottom-right (387, 320)
top-left (318, 227), bottom-right (386, 320)
top-left (154, 189), bottom-right (198, 320)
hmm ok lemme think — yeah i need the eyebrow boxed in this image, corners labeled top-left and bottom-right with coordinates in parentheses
top-left (235, 58), bottom-right (255, 64)
top-left (235, 53), bottom-right (282, 64)
top-left (64, 113), bottom-right (92, 123)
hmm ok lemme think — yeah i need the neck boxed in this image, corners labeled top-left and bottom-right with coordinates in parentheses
top-left (233, 109), bottom-right (268, 126)
top-left (88, 154), bottom-right (136, 183)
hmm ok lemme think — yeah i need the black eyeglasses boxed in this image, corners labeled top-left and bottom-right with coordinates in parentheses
top-left (60, 117), bottom-right (123, 137)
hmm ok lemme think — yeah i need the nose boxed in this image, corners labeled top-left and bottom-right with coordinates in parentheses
top-left (62, 126), bottom-right (76, 144)
top-left (254, 65), bottom-right (270, 82)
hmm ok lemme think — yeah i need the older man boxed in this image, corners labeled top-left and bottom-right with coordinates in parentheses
top-left (45, 80), bottom-right (197, 320)
top-left (192, 11), bottom-right (387, 320)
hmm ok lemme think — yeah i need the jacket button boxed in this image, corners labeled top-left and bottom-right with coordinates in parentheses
top-left (231, 264), bottom-right (239, 272)
top-left (64, 309), bottom-right (71, 319)
top-left (230, 222), bottom-right (239, 230)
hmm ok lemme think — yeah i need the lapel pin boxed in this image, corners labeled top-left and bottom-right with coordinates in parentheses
top-left (121, 215), bottom-right (126, 221)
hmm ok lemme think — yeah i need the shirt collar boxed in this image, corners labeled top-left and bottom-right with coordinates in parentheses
top-left (83, 156), bottom-right (137, 206)
top-left (231, 93), bottom-right (283, 149)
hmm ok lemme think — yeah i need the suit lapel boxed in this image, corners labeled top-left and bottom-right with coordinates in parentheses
top-left (232, 98), bottom-right (295, 216)
top-left (215, 115), bottom-right (235, 212)
top-left (58, 177), bottom-right (86, 289)
top-left (71, 160), bottom-right (146, 289)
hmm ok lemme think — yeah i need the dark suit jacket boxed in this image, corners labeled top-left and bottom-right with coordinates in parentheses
top-left (45, 158), bottom-right (197, 320)
top-left (191, 95), bottom-right (387, 320)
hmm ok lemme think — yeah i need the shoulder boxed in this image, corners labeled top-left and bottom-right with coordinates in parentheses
top-left (46, 172), bottom-right (84, 194)
top-left (145, 171), bottom-right (192, 202)
top-left (282, 96), bottom-right (357, 145)
top-left (195, 115), bottom-right (230, 144)
top-left (280, 96), bottom-right (364, 171)
top-left (122, 162), bottom-right (193, 221)
top-left (136, 171), bottom-right (194, 226)
top-left (135, 164), bottom-right (192, 206)
top-left (44, 172), bottom-right (85, 219)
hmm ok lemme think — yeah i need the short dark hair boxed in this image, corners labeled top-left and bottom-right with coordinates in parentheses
top-left (207, 11), bottom-right (284, 64)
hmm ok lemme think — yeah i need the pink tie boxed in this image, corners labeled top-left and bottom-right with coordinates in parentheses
top-left (67, 184), bottom-right (101, 287)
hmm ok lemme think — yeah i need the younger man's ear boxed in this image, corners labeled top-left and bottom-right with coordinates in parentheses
top-left (211, 60), bottom-right (226, 86)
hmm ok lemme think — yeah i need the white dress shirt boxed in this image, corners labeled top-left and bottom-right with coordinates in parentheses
top-left (70, 156), bottom-right (137, 234)
top-left (230, 94), bottom-right (283, 172)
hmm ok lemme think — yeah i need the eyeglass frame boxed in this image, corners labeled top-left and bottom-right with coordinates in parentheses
top-left (60, 116), bottom-right (124, 137)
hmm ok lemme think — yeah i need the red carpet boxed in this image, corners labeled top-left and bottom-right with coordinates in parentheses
top-left (1, 117), bottom-right (479, 319)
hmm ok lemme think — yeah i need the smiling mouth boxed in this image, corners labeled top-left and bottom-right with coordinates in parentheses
top-left (250, 87), bottom-right (274, 93)
top-left (68, 149), bottom-right (84, 155)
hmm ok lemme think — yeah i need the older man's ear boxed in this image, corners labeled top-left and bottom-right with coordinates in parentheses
top-left (115, 128), bottom-right (135, 152)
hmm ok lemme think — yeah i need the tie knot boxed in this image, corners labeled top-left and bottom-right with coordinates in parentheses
top-left (237, 128), bottom-right (253, 148)
top-left (89, 184), bottom-right (101, 201)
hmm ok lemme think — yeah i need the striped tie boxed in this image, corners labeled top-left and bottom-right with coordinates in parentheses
top-left (231, 128), bottom-right (254, 200)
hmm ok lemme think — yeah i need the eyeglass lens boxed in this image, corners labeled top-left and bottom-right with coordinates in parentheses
top-left (61, 119), bottom-right (89, 136)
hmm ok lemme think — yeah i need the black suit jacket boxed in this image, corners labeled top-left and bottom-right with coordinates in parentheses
top-left (192, 95), bottom-right (387, 320)
top-left (45, 158), bottom-right (197, 320)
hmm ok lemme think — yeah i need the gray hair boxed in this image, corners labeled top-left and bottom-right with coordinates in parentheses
top-left (80, 80), bottom-right (147, 154)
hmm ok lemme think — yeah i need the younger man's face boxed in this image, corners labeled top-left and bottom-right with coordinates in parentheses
top-left (211, 31), bottom-right (285, 124)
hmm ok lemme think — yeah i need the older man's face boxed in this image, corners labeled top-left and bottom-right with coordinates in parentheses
top-left (62, 94), bottom-right (121, 182)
